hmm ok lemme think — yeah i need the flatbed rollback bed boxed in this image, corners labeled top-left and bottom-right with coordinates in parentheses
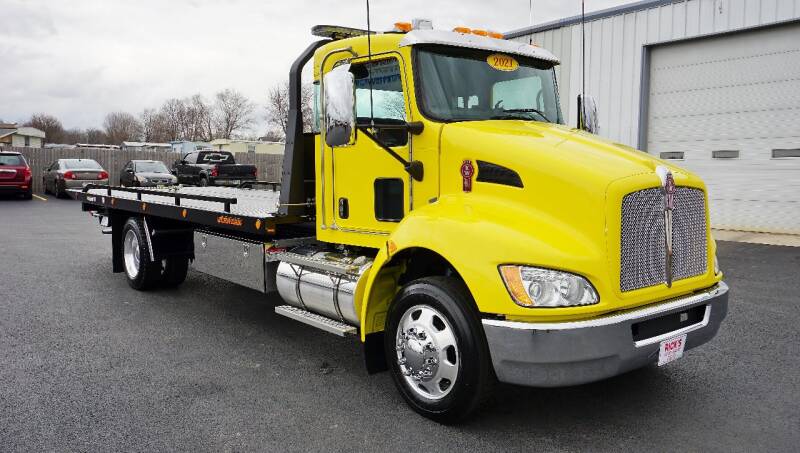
top-left (76, 184), bottom-right (300, 238)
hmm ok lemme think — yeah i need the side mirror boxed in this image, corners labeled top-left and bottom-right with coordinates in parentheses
top-left (125, 168), bottom-right (134, 173)
top-left (323, 64), bottom-right (356, 147)
top-left (577, 94), bottom-right (599, 134)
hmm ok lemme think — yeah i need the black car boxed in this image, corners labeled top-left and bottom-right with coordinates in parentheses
top-left (172, 151), bottom-right (257, 186)
top-left (120, 160), bottom-right (177, 187)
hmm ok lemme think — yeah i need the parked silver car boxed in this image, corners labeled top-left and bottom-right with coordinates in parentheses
top-left (43, 159), bottom-right (109, 198)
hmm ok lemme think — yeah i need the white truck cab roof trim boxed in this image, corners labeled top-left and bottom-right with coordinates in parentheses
top-left (399, 29), bottom-right (560, 65)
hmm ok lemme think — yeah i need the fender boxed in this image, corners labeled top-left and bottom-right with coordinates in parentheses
top-left (358, 193), bottom-right (608, 340)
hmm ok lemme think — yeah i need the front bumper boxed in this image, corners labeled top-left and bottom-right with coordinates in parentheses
top-left (482, 282), bottom-right (729, 387)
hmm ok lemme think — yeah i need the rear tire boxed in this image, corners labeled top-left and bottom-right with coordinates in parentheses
top-left (122, 218), bottom-right (163, 290)
top-left (161, 257), bottom-right (189, 288)
top-left (385, 276), bottom-right (495, 424)
top-left (55, 180), bottom-right (65, 199)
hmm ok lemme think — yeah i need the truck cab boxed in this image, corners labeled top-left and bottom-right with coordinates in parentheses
top-left (78, 21), bottom-right (728, 423)
top-left (301, 23), bottom-right (727, 418)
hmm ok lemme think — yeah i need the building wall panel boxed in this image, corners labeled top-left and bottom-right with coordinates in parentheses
top-left (515, 0), bottom-right (799, 148)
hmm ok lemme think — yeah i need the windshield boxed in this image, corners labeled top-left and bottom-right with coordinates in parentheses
top-left (415, 47), bottom-right (562, 124)
top-left (135, 161), bottom-right (169, 173)
top-left (63, 159), bottom-right (102, 170)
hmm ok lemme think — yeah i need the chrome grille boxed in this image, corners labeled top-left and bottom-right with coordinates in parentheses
top-left (620, 187), bottom-right (707, 292)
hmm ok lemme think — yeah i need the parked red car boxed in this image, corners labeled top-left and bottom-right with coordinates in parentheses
top-left (0, 151), bottom-right (32, 200)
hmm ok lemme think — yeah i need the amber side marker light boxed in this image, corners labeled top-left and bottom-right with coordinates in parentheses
top-left (472, 29), bottom-right (488, 36)
top-left (487, 31), bottom-right (504, 39)
top-left (453, 26), bottom-right (471, 34)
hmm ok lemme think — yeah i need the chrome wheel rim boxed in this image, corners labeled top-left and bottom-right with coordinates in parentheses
top-left (123, 229), bottom-right (140, 279)
top-left (395, 304), bottom-right (459, 400)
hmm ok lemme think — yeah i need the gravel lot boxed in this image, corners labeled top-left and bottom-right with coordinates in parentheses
top-left (1, 195), bottom-right (798, 452)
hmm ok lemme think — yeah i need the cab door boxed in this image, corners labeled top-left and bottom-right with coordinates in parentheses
top-left (326, 55), bottom-right (412, 247)
top-left (176, 153), bottom-right (196, 184)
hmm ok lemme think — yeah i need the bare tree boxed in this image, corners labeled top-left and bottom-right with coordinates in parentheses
top-left (157, 95), bottom-right (214, 142)
top-left (264, 82), bottom-right (314, 139)
top-left (103, 112), bottom-right (143, 145)
top-left (61, 128), bottom-right (88, 144)
top-left (140, 108), bottom-right (172, 142)
top-left (188, 94), bottom-right (213, 141)
top-left (261, 129), bottom-right (284, 142)
top-left (213, 88), bottom-right (254, 139)
top-left (24, 113), bottom-right (64, 144)
top-left (159, 98), bottom-right (184, 141)
top-left (265, 84), bottom-right (290, 138)
top-left (85, 128), bottom-right (107, 144)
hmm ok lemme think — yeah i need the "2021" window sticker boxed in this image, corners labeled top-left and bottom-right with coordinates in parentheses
top-left (486, 53), bottom-right (518, 72)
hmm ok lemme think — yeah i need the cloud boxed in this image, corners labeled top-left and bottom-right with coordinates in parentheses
top-left (1, 0), bottom-right (625, 131)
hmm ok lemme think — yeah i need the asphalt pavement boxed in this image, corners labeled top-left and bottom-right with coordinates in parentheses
top-left (1, 195), bottom-right (798, 452)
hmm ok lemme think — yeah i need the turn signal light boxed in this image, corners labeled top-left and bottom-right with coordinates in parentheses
top-left (472, 29), bottom-right (488, 36)
top-left (487, 31), bottom-right (504, 39)
top-left (453, 26), bottom-right (471, 34)
top-left (98, 171), bottom-right (109, 180)
top-left (211, 166), bottom-right (219, 177)
top-left (394, 22), bottom-right (412, 32)
top-left (63, 171), bottom-right (76, 180)
top-left (22, 168), bottom-right (32, 178)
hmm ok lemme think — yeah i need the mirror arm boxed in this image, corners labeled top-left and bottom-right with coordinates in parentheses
top-left (361, 121), bottom-right (424, 135)
top-left (358, 127), bottom-right (424, 182)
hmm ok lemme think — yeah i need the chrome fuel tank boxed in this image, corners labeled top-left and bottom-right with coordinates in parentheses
top-left (275, 249), bottom-right (372, 326)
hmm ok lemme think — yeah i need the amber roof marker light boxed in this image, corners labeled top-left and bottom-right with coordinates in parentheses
top-left (394, 22), bottom-right (412, 32)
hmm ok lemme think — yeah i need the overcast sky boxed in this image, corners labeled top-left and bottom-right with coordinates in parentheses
top-left (1, 0), bottom-right (626, 133)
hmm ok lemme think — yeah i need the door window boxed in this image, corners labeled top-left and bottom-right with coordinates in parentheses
top-left (353, 58), bottom-right (408, 147)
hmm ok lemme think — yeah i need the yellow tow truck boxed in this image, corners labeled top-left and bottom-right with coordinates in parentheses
top-left (77, 20), bottom-right (728, 422)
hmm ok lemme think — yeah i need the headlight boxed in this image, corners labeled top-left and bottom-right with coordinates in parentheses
top-left (499, 265), bottom-right (599, 308)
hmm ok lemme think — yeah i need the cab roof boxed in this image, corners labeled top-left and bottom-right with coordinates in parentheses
top-left (313, 28), bottom-right (558, 79)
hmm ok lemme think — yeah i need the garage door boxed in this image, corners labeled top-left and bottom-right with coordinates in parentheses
top-left (646, 21), bottom-right (800, 234)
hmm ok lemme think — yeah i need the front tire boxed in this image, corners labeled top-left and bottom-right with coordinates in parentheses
top-left (122, 218), bottom-right (163, 290)
top-left (385, 276), bottom-right (495, 424)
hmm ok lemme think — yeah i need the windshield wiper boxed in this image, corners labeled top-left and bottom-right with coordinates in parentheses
top-left (491, 108), bottom-right (551, 123)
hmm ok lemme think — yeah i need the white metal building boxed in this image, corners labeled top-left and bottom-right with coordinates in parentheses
top-left (506, 0), bottom-right (800, 234)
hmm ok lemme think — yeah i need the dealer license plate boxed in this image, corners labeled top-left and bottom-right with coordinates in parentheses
top-left (658, 334), bottom-right (687, 366)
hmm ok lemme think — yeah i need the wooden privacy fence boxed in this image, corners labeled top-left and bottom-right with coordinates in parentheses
top-left (1, 146), bottom-right (284, 194)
